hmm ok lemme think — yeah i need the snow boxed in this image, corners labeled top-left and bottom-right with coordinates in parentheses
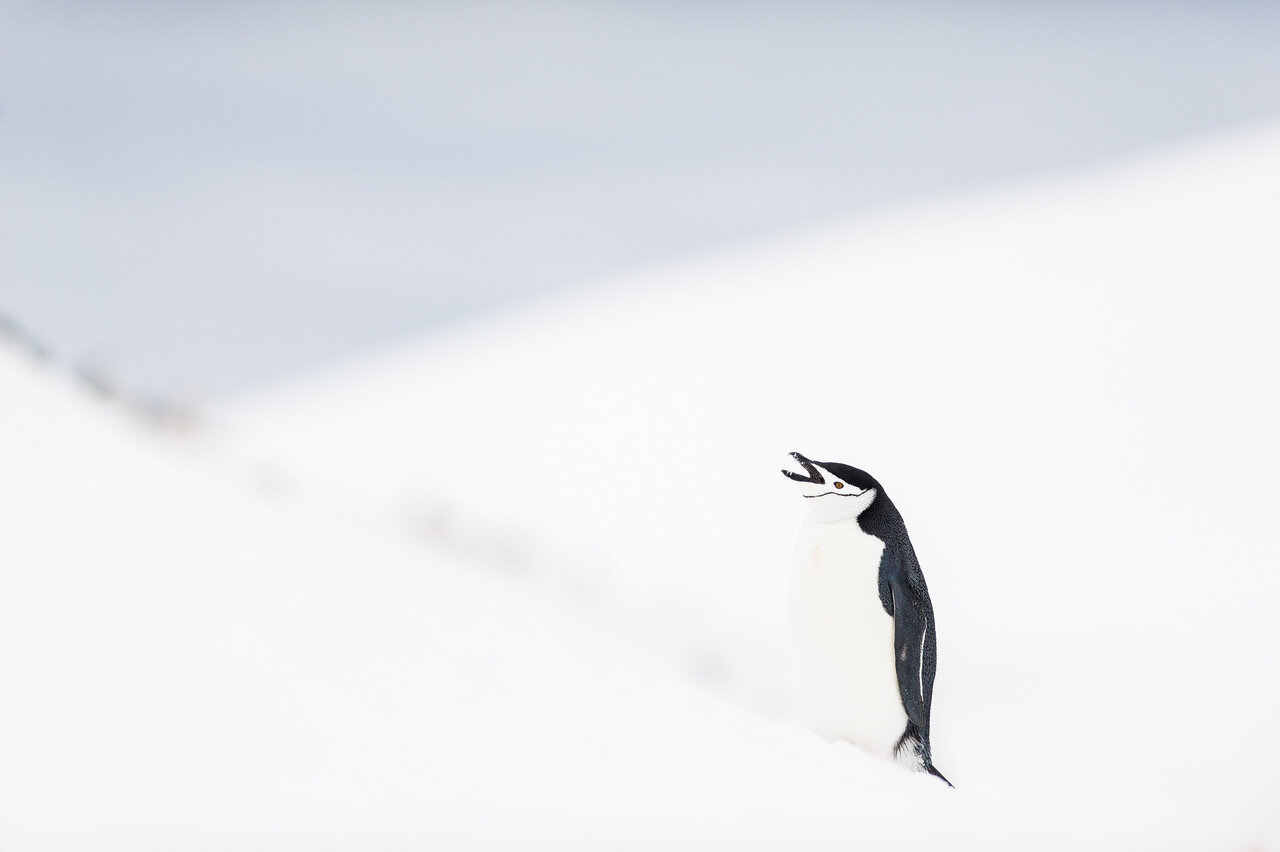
top-left (4, 121), bottom-right (1278, 849)
top-left (219, 122), bottom-right (1280, 847)
top-left (1, 321), bottom-right (1098, 848)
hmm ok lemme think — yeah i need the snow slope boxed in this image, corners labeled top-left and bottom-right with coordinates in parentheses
top-left (0, 328), bottom-right (1133, 848)
top-left (223, 123), bottom-right (1280, 846)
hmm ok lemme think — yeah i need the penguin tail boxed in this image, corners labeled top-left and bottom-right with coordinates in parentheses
top-left (897, 723), bottom-right (953, 788)
top-left (924, 762), bottom-right (953, 788)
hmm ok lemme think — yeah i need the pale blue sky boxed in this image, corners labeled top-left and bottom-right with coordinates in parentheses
top-left (5, 1), bottom-right (1280, 397)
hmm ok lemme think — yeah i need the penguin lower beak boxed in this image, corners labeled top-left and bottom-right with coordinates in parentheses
top-left (782, 452), bottom-right (824, 483)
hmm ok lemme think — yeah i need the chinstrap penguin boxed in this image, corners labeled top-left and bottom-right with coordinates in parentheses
top-left (782, 452), bottom-right (950, 786)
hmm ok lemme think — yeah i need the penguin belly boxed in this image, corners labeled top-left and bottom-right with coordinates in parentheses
top-left (788, 517), bottom-right (908, 757)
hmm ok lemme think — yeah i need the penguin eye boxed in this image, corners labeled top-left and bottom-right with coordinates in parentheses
top-left (834, 482), bottom-right (844, 489)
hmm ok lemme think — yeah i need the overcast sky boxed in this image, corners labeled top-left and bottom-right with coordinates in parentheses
top-left (5, 0), bottom-right (1280, 398)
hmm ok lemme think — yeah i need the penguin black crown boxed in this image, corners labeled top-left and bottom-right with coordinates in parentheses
top-left (782, 452), bottom-right (950, 786)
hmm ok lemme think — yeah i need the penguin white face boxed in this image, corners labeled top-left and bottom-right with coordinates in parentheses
top-left (782, 452), bottom-right (878, 522)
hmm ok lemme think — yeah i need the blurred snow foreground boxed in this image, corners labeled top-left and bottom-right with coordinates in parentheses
top-left (4, 124), bottom-right (1279, 851)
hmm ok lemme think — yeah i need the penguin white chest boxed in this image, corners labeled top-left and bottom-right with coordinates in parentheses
top-left (788, 516), bottom-right (907, 755)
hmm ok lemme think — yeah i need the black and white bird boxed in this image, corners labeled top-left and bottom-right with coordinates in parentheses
top-left (782, 452), bottom-right (950, 785)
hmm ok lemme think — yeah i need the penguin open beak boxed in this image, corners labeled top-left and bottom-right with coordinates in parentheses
top-left (782, 451), bottom-right (824, 483)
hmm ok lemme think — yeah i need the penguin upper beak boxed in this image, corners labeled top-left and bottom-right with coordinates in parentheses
top-left (782, 452), bottom-right (824, 483)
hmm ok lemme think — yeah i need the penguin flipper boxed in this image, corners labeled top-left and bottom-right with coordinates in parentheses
top-left (885, 565), bottom-right (938, 733)
top-left (884, 550), bottom-right (949, 786)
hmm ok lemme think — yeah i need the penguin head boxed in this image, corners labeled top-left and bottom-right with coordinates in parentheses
top-left (781, 452), bottom-right (879, 521)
